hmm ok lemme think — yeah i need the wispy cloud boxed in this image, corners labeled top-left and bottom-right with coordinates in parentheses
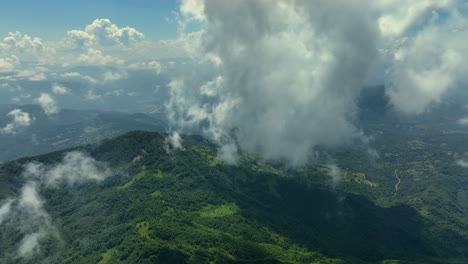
top-left (51, 83), bottom-right (70, 95)
top-left (165, 131), bottom-right (185, 152)
top-left (327, 164), bottom-right (342, 187)
top-left (35, 93), bottom-right (59, 115)
top-left (23, 151), bottom-right (112, 186)
top-left (456, 158), bottom-right (468, 168)
top-left (0, 151), bottom-right (111, 260)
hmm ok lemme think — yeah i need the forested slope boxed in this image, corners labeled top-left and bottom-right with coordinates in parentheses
top-left (0, 131), bottom-right (466, 263)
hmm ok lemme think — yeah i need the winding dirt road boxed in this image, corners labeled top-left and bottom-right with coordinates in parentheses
top-left (393, 169), bottom-right (401, 197)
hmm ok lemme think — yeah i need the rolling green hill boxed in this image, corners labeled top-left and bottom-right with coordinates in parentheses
top-left (0, 130), bottom-right (466, 264)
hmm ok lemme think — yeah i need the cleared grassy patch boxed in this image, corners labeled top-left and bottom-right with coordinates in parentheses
top-left (151, 190), bottom-right (162, 197)
top-left (200, 203), bottom-right (239, 217)
top-left (136, 221), bottom-right (150, 238)
top-left (98, 249), bottom-right (119, 264)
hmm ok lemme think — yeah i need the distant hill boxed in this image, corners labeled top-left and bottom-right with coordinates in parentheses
top-left (0, 104), bottom-right (167, 162)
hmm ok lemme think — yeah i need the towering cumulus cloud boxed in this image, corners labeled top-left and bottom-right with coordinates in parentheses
top-left (172, 0), bottom-right (378, 165)
top-left (66, 18), bottom-right (144, 47)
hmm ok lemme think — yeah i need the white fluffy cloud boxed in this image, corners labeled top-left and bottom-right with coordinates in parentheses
top-left (180, 0), bottom-right (205, 21)
top-left (77, 48), bottom-right (124, 66)
top-left (0, 32), bottom-right (55, 81)
top-left (66, 18), bottom-right (144, 47)
top-left (374, 0), bottom-right (456, 38)
top-left (0, 18), bottom-right (148, 93)
top-left (51, 83), bottom-right (70, 94)
top-left (66, 30), bottom-right (94, 47)
top-left (0, 18), bottom-right (182, 112)
top-left (168, 0), bottom-right (468, 165)
top-left (36, 93), bottom-right (59, 115)
top-left (60, 72), bottom-right (97, 83)
top-left (0, 56), bottom-right (19, 72)
top-left (0, 32), bottom-right (56, 63)
top-left (171, 0), bottom-right (378, 165)
top-left (165, 131), bottom-right (185, 152)
top-left (385, 11), bottom-right (468, 114)
top-left (1, 109), bottom-right (34, 134)
top-left (103, 71), bottom-right (127, 82)
top-left (128, 61), bottom-right (163, 74)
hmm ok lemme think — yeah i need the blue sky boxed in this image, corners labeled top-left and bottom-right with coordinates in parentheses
top-left (0, 0), bottom-right (180, 41)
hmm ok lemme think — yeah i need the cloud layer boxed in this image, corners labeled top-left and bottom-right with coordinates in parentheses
top-left (0, 18), bottom-right (172, 113)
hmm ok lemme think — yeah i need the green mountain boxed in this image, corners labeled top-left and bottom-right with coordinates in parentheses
top-left (0, 130), bottom-right (466, 264)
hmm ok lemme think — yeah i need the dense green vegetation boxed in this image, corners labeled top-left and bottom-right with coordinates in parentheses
top-left (0, 128), bottom-right (467, 263)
